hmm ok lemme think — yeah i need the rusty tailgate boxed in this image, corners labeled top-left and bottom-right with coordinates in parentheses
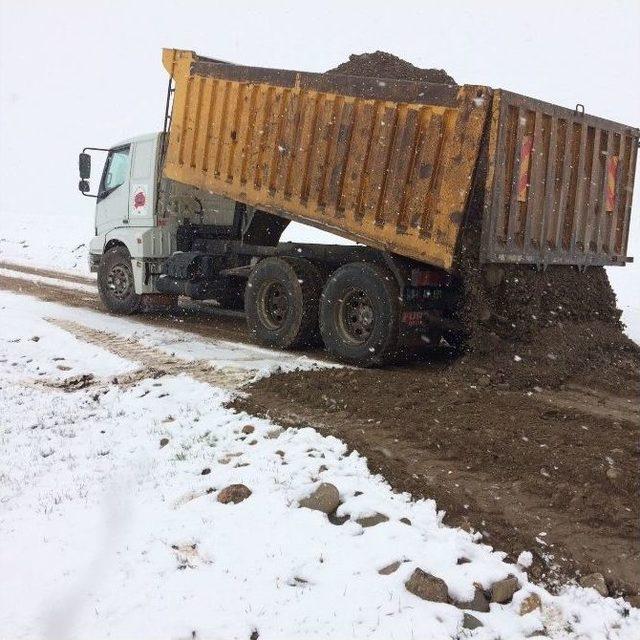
top-left (481, 89), bottom-right (639, 266)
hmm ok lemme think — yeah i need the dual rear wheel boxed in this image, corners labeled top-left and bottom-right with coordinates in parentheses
top-left (245, 258), bottom-right (400, 366)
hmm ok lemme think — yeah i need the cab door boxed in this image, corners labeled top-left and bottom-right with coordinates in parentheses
top-left (127, 136), bottom-right (159, 227)
top-left (95, 145), bottom-right (131, 237)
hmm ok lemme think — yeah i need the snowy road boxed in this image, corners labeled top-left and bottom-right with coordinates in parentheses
top-left (0, 289), bottom-right (638, 639)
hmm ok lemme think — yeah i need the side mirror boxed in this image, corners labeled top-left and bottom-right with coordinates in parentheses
top-left (79, 152), bottom-right (91, 179)
top-left (78, 179), bottom-right (90, 193)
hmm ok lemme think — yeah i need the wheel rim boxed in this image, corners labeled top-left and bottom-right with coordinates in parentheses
top-left (257, 281), bottom-right (289, 330)
top-left (107, 264), bottom-right (133, 300)
top-left (338, 289), bottom-right (375, 344)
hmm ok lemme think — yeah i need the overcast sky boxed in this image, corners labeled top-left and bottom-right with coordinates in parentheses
top-left (0, 0), bottom-right (638, 308)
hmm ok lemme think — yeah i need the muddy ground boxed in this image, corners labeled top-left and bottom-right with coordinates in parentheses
top-left (232, 359), bottom-right (639, 598)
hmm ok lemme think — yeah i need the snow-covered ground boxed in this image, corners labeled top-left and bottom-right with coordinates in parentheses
top-left (0, 289), bottom-right (638, 639)
top-left (0, 210), bottom-right (95, 276)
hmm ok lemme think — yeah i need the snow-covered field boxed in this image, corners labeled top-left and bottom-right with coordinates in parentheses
top-left (1, 290), bottom-right (638, 639)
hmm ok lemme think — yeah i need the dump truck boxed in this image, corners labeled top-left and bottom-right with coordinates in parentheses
top-left (78, 48), bottom-right (639, 365)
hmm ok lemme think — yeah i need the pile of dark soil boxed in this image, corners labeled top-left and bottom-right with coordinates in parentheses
top-left (454, 226), bottom-right (640, 390)
top-left (327, 51), bottom-right (455, 85)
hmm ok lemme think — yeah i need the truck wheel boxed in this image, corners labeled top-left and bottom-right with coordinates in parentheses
top-left (97, 246), bottom-right (141, 315)
top-left (319, 262), bottom-right (400, 366)
top-left (245, 257), bottom-right (322, 349)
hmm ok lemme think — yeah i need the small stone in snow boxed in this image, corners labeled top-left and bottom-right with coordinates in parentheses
top-left (378, 561), bottom-right (401, 575)
top-left (327, 512), bottom-right (350, 526)
top-left (405, 568), bottom-right (449, 603)
top-left (299, 483), bottom-right (340, 514)
top-left (241, 424), bottom-right (255, 435)
top-left (160, 438), bottom-right (170, 448)
top-left (201, 467), bottom-right (211, 475)
top-left (462, 613), bottom-right (483, 630)
top-left (356, 512), bottom-right (389, 528)
top-left (519, 592), bottom-right (542, 615)
top-left (455, 586), bottom-right (489, 612)
top-left (491, 576), bottom-right (520, 603)
top-left (217, 484), bottom-right (252, 504)
top-left (31, 336), bottom-right (40, 342)
top-left (579, 572), bottom-right (608, 596)
top-left (399, 517), bottom-right (412, 526)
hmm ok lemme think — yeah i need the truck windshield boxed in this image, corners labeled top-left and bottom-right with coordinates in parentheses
top-left (99, 146), bottom-right (130, 198)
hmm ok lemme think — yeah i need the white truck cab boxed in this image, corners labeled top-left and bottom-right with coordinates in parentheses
top-left (81, 132), bottom-right (177, 308)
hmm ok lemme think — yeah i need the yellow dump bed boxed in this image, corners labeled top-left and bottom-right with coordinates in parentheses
top-left (161, 49), bottom-right (638, 270)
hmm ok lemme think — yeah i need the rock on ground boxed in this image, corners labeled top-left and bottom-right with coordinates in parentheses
top-left (298, 483), bottom-right (340, 514)
top-left (405, 568), bottom-right (449, 603)
top-left (462, 613), bottom-right (483, 630)
top-left (378, 561), bottom-right (401, 575)
top-left (355, 512), bottom-right (389, 528)
top-left (579, 573), bottom-right (609, 597)
top-left (455, 585), bottom-right (490, 612)
top-left (217, 484), bottom-right (252, 505)
top-left (519, 592), bottom-right (542, 615)
top-left (491, 576), bottom-right (520, 603)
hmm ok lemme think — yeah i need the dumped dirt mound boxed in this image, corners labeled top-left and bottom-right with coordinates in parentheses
top-left (327, 51), bottom-right (455, 85)
top-left (454, 225), bottom-right (639, 390)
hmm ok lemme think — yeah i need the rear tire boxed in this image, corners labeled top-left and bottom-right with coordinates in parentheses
top-left (245, 257), bottom-right (322, 349)
top-left (97, 246), bottom-right (141, 315)
top-left (319, 262), bottom-right (400, 366)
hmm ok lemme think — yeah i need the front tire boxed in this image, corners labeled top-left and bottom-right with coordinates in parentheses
top-left (97, 246), bottom-right (141, 315)
top-left (245, 257), bottom-right (322, 349)
top-left (319, 262), bottom-right (400, 366)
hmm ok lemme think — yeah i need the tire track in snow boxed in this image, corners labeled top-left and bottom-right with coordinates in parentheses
top-left (45, 318), bottom-right (256, 390)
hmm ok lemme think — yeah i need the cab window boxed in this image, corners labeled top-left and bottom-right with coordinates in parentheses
top-left (99, 146), bottom-right (130, 198)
